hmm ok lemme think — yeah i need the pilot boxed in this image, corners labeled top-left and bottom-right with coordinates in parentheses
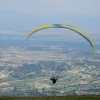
top-left (50, 76), bottom-right (58, 84)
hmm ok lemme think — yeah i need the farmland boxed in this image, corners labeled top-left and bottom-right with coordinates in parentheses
top-left (0, 33), bottom-right (100, 96)
top-left (0, 46), bottom-right (100, 96)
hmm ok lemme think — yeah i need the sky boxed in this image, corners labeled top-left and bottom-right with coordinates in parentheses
top-left (0, 0), bottom-right (99, 43)
top-left (0, 0), bottom-right (100, 17)
top-left (0, 0), bottom-right (99, 49)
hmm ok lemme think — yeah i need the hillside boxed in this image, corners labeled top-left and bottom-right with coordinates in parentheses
top-left (0, 95), bottom-right (100, 100)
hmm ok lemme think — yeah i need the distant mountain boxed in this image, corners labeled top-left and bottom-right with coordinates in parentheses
top-left (0, 10), bottom-right (45, 31)
top-left (0, 10), bottom-right (99, 31)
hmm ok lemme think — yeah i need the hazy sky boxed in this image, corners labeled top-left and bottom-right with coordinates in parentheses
top-left (0, 0), bottom-right (99, 44)
top-left (0, 0), bottom-right (100, 17)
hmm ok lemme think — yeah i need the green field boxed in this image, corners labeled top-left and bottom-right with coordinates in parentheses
top-left (0, 95), bottom-right (100, 100)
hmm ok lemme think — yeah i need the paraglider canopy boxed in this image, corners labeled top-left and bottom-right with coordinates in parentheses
top-left (27, 24), bottom-right (94, 51)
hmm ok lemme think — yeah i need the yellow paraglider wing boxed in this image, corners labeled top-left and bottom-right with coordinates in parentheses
top-left (27, 24), bottom-right (94, 51)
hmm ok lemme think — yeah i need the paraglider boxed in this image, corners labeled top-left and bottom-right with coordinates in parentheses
top-left (27, 24), bottom-right (94, 51)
